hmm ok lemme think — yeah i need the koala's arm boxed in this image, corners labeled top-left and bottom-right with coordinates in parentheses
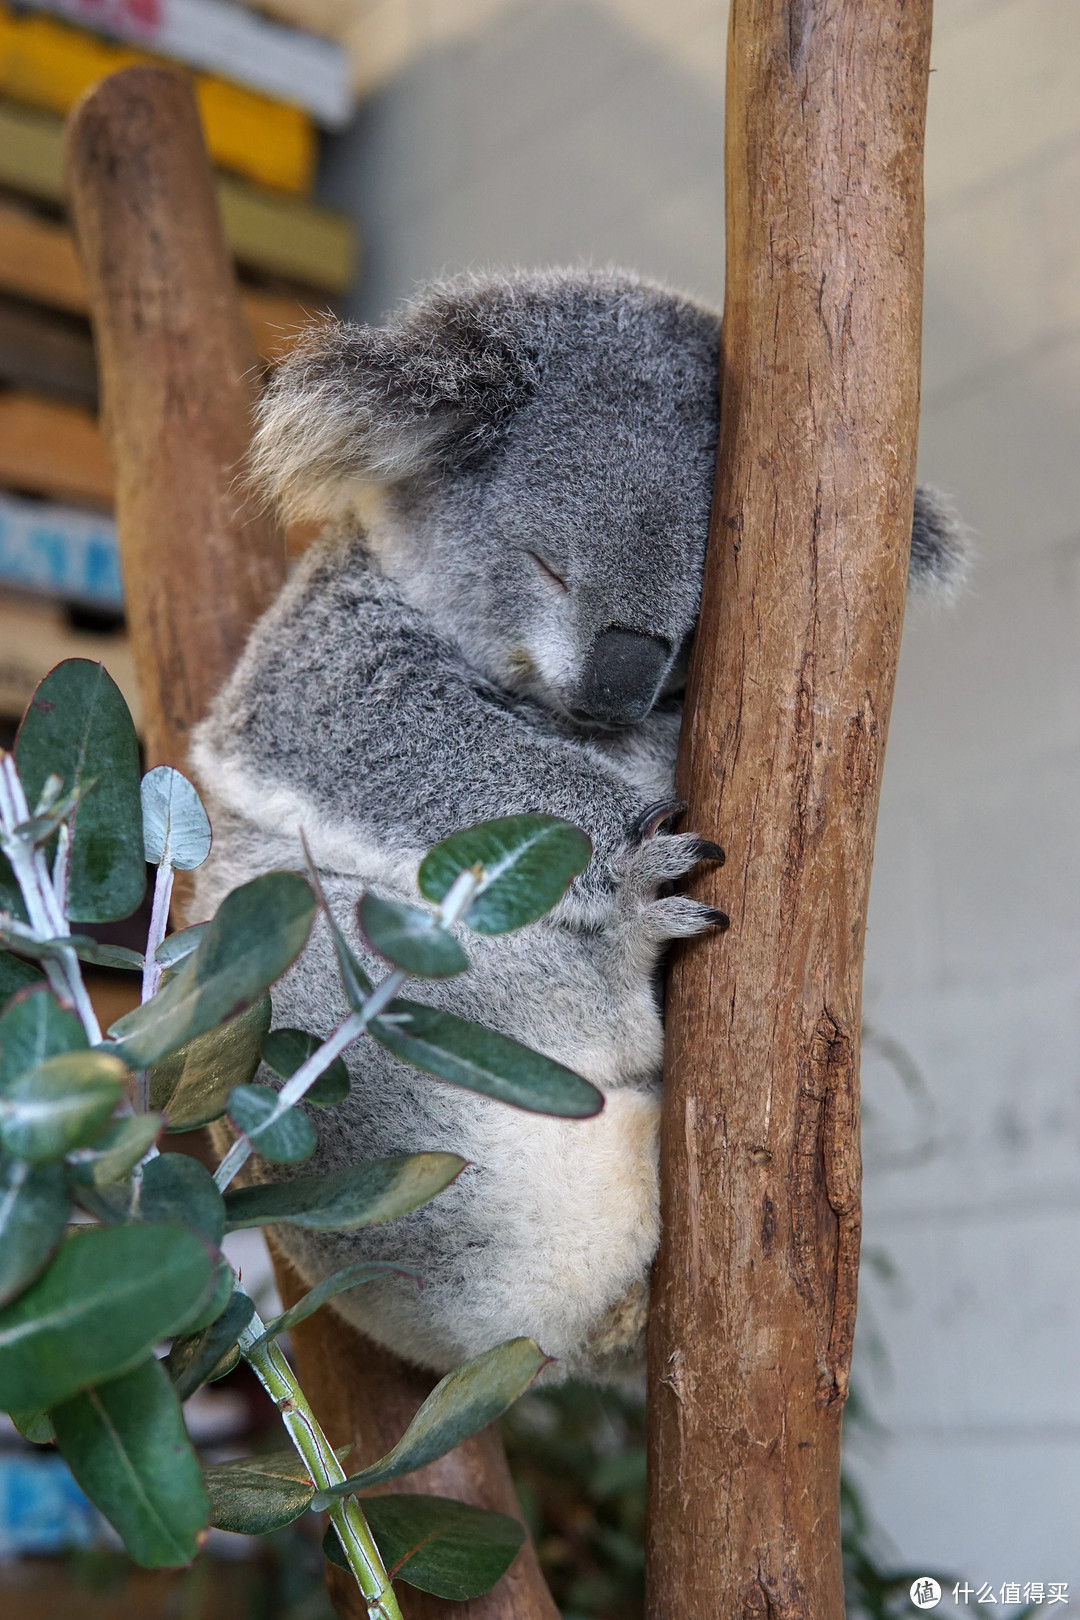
top-left (191, 542), bottom-right (649, 907)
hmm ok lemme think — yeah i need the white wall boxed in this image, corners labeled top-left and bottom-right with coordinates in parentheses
top-left (319, 0), bottom-right (1080, 1593)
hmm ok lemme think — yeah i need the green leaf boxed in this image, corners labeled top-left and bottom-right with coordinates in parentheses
top-left (108, 872), bottom-right (315, 1068)
top-left (317, 1340), bottom-right (550, 1503)
top-left (69, 940), bottom-right (144, 971)
top-left (10, 1405), bottom-right (54, 1444)
top-left (166, 1290), bottom-right (255, 1401)
top-left (418, 815), bottom-right (591, 935)
top-left (138, 1152), bottom-right (225, 1245)
top-left (224, 1153), bottom-right (465, 1232)
top-left (0, 1049), bottom-right (127, 1162)
top-left (140, 767), bottom-right (212, 871)
top-left (15, 659), bottom-right (145, 923)
top-left (179, 1255), bottom-right (236, 1336)
top-left (227, 1084), bottom-right (317, 1164)
top-left (370, 1000), bottom-right (602, 1118)
top-left (0, 926), bottom-right (135, 968)
top-left (0, 1155), bottom-right (68, 1306)
top-left (261, 1026), bottom-right (350, 1106)
top-left (300, 840), bottom-right (373, 1009)
top-left (0, 950), bottom-right (44, 1005)
top-left (358, 893), bottom-right (469, 979)
top-left (324, 1496), bottom-right (525, 1600)
top-left (154, 923), bottom-right (208, 969)
top-left (257, 1261), bottom-right (415, 1343)
top-left (52, 1356), bottom-right (209, 1567)
top-left (203, 1445), bottom-right (349, 1536)
top-left (0, 1222), bottom-right (213, 1410)
top-left (68, 1114), bottom-right (162, 1186)
top-left (150, 992), bottom-right (272, 1132)
top-left (0, 984), bottom-right (86, 1090)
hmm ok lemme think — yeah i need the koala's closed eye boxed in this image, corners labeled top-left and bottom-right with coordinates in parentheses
top-left (527, 550), bottom-right (568, 591)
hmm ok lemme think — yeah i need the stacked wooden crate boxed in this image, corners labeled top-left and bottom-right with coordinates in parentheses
top-left (0, 0), bottom-right (357, 732)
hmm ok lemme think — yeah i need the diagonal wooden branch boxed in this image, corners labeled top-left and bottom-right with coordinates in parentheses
top-left (645, 2), bottom-right (934, 1615)
top-left (64, 65), bottom-right (557, 1620)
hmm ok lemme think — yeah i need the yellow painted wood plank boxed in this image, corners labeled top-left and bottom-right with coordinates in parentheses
top-left (0, 389), bottom-right (112, 506)
top-left (0, 589), bottom-right (139, 727)
top-left (0, 101), bottom-right (356, 293)
top-left (0, 0), bottom-right (315, 193)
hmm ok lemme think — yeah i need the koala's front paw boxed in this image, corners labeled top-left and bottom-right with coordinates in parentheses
top-left (612, 798), bottom-right (728, 963)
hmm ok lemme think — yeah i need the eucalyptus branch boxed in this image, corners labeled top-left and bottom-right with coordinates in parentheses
top-left (237, 1312), bottom-right (403, 1620)
top-left (212, 865), bottom-right (481, 1193)
top-left (141, 859), bottom-right (175, 1005)
top-left (0, 753), bottom-right (102, 1044)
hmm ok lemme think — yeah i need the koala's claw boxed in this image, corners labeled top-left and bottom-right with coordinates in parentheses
top-left (704, 905), bottom-right (730, 931)
top-left (692, 839), bottom-right (725, 866)
top-left (631, 798), bottom-right (687, 842)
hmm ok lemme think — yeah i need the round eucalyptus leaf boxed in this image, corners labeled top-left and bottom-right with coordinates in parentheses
top-left (108, 873), bottom-right (315, 1069)
top-left (150, 992), bottom-right (272, 1131)
top-left (0, 984), bottom-right (87, 1092)
top-left (52, 1356), bottom-right (209, 1567)
top-left (205, 1452), bottom-right (315, 1535)
top-left (0, 1156), bottom-right (68, 1307)
top-left (0, 1223), bottom-right (214, 1411)
top-left (418, 815), bottom-right (592, 935)
top-left (358, 892), bottom-right (469, 978)
top-left (140, 767), bottom-right (212, 871)
top-left (0, 951), bottom-right (44, 1007)
top-left (261, 1026), bottom-right (350, 1107)
top-left (0, 1050), bottom-right (127, 1162)
top-left (203, 1446), bottom-right (348, 1536)
top-left (224, 1153), bottom-right (465, 1232)
top-left (227, 1084), bottom-right (317, 1164)
top-left (139, 1152), bottom-right (226, 1246)
top-left (15, 659), bottom-right (145, 923)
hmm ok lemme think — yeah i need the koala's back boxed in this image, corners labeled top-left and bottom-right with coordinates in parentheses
top-left (191, 536), bottom-right (675, 1379)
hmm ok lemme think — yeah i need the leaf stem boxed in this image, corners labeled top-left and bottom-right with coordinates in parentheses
top-left (142, 859), bottom-right (175, 1006)
top-left (0, 753), bottom-right (102, 1044)
top-left (237, 1312), bottom-right (403, 1619)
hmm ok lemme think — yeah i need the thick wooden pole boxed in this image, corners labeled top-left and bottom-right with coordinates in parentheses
top-left (646, 4), bottom-right (933, 1616)
top-left (65, 67), bottom-right (557, 1620)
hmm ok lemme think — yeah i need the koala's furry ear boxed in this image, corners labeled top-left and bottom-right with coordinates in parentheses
top-left (250, 283), bottom-right (539, 523)
top-left (909, 485), bottom-right (974, 602)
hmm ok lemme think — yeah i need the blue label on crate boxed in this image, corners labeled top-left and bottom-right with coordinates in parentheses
top-left (0, 1453), bottom-right (100, 1555)
top-left (0, 491), bottom-right (123, 609)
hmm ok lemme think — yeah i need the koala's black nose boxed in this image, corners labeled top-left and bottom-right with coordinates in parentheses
top-left (572, 627), bottom-right (672, 726)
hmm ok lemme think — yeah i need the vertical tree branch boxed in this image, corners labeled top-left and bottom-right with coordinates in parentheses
top-left (646, 3), bottom-right (933, 1615)
top-left (64, 66), bottom-right (557, 1620)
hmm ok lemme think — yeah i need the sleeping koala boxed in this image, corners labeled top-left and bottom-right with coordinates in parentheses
top-left (191, 268), bottom-right (967, 1382)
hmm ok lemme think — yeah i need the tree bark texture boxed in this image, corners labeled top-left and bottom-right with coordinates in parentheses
top-left (645, 4), bottom-right (933, 1617)
top-left (64, 67), bottom-right (557, 1620)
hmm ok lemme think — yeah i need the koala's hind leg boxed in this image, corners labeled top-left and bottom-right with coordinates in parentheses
top-left (609, 800), bottom-right (728, 979)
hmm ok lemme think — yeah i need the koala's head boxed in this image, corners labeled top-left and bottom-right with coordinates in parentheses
top-left (252, 269), bottom-right (720, 729)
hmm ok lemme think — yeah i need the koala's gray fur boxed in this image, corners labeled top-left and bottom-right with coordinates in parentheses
top-left (191, 267), bottom-right (968, 1383)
